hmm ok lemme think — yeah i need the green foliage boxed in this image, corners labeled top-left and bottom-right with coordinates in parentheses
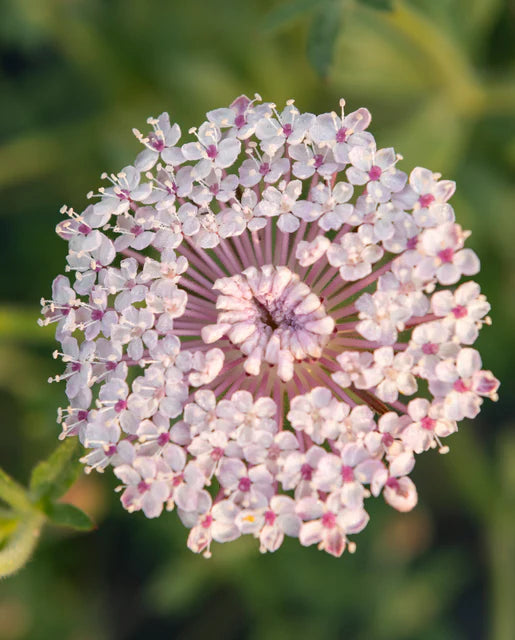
top-left (43, 502), bottom-right (94, 531)
top-left (359, 0), bottom-right (393, 10)
top-left (29, 439), bottom-right (80, 502)
top-left (307, 1), bottom-right (343, 78)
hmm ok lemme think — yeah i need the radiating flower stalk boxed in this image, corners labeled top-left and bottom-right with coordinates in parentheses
top-left (40, 95), bottom-right (499, 558)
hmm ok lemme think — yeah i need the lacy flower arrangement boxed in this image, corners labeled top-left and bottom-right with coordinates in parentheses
top-left (41, 96), bottom-right (499, 558)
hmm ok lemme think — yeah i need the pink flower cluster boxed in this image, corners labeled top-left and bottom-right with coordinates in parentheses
top-left (41, 96), bottom-right (499, 558)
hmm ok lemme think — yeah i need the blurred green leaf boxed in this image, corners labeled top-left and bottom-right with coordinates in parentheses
top-left (44, 502), bottom-right (94, 531)
top-left (29, 439), bottom-right (80, 502)
top-left (307, 1), bottom-right (342, 78)
top-left (359, 0), bottom-right (393, 10)
top-left (0, 468), bottom-right (32, 512)
top-left (0, 513), bottom-right (44, 578)
top-left (263, 0), bottom-right (326, 32)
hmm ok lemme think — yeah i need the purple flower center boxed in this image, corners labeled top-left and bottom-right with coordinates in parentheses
top-left (259, 162), bottom-right (270, 175)
top-left (92, 309), bottom-right (104, 321)
top-left (336, 127), bottom-right (348, 143)
top-left (78, 224), bottom-right (92, 234)
top-left (130, 225), bottom-right (143, 236)
top-left (369, 165), bottom-right (382, 181)
top-left (238, 477), bottom-right (251, 492)
top-left (407, 236), bottom-right (418, 250)
top-left (234, 114), bottom-right (246, 128)
top-left (105, 444), bottom-right (117, 457)
top-left (282, 123), bottom-right (293, 137)
top-left (114, 399), bottom-right (127, 413)
top-left (206, 144), bottom-right (218, 159)
top-left (106, 361), bottom-right (117, 371)
top-left (313, 154), bottom-right (324, 169)
top-left (300, 463), bottom-right (313, 481)
top-left (385, 477), bottom-right (400, 490)
top-left (71, 362), bottom-right (81, 372)
top-left (77, 410), bottom-right (89, 421)
top-left (210, 447), bottom-right (224, 460)
top-left (149, 134), bottom-right (165, 151)
top-left (157, 432), bottom-right (170, 447)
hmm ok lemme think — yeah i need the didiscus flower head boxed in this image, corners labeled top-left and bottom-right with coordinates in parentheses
top-left (41, 95), bottom-right (499, 558)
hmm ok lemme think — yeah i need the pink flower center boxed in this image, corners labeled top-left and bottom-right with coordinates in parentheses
top-left (418, 193), bottom-right (435, 208)
top-left (78, 223), bottom-right (91, 234)
top-left (210, 447), bottom-right (224, 460)
top-left (77, 410), bottom-right (89, 421)
top-left (382, 433), bottom-right (394, 447)
top-left (71, 362), bottom-right (81, 372)
top-left (172, 473), bottom-right (184, 487)
top-left (438, 248), bottom-right (454, 263)
top-left (92, 309), bottom-right (104, 321)
top-left (421, 416), bottom-right (436, 430)
top-left (407, 235), bottom-right (418, 250)
top-left (114, 399), bottom-right (127, 413)
top-left (369, 165), bottom-right (382, 181)
top-left (313, 154), bottom-right (324, 169)
top-left (321, 512), bottom-right (336, 529)
top-left (137, 480), bottom-right (150, 494)
top-left (234, 114), bottom-right (246, 128)
top-left (259, 162), bottom-right (270, 175)
top-left (452, 305), bottom-right (467, 318)
top-left (282, 123), bottom-right (293, 137)
top-left (264, 510), bottom-right (276, 525)
top-left (422, 342), bottom-right (439, 355)
top-left (206, 144), bottom-right (218, 159)
top-left (130, 225), bottom-right (143, 236)
top-left (105, 444), bottom-right (117, 457)
top-left (385, 477), bottom-right (400, 490)
top-left (238, 477), bottom-right (251, 492)
top-left (453, 379), bottom-right (470, 393)
top-left (300, 463), bottom-right (313, 481)
top-left (157, 432), bottom-right (170, 447)
top-left (335, 127), bottom-right (348, 143)
top-left (201, 514), bottom-right (213, 529)
top-left (341, 466), bottom-right (354, 483)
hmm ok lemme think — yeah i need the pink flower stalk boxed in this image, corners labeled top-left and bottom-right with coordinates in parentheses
top-left (41, 96), bottom-right (499, 558)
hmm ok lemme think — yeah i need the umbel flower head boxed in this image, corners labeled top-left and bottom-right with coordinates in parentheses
top-left (41, 95), bottom-right (499, 558)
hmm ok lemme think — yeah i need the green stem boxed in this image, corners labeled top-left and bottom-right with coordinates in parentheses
top-left (0, 468), bottom-right (32, 512)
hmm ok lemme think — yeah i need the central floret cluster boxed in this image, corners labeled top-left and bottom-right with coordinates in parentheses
top-left (203, 265), bottom-right (334, 381)
top-left (41, 95), bottom-right (499, 558)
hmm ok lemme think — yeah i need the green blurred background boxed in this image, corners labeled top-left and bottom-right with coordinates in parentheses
top-left (1, 0), bottom-right (514, 638)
